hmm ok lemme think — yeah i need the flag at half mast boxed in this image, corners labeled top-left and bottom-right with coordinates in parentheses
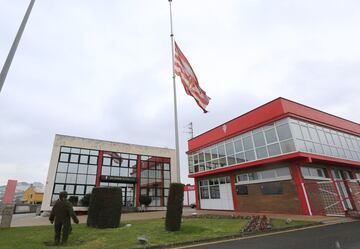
top-left (174, 42), bottom-right (210, 113)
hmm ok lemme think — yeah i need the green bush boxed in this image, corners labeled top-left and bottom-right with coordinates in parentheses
top-left (68, 196), bottom-right (78, 206)
top-left (80, 193), bottom-right (91, 207)
top-left (87, 187), bottom-right (122, 228)
top-left (165, 183), bottom-right (184, 231)
top-left (139, 195), bottom-right (152, 206)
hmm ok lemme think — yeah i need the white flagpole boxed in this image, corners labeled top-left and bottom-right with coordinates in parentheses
top-left (168, 0), bottom-right (181, 183)
top-left (0, 0), bottom-right (36, 94)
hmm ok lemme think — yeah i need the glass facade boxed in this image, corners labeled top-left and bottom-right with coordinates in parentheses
top-left (52, 146), bottom-right (171, 207)
top-left (52, 147), bottom-right (99, 205)
top-left (188, 117), bottom-right (360, 174)
top-left (189, 118), bottom-right (296, 174)
top-left (140, 156), bottom-right (171, 207)
top-left (99, 152), bottom-right (138, 207)
top-left (289, 119), bottom-right (360, 162)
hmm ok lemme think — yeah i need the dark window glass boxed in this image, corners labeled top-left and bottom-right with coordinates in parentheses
top-left (236, 185), bottom-right (248, 195)
top-left (210, 185), bottom-right (220, 199)
top-left (260, 182), bottom-right (283, 195)
top-left (200, 186), bottom-right (209, 199)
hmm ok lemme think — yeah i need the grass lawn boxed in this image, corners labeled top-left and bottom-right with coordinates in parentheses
top-left (0, 218), bottom-right (314, 249)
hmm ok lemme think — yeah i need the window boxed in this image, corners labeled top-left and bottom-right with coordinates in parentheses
top-left (260, 182), bottom-right (283, 195)
top-left (236, 185), bottom-right (248, 195)
top-left (236, 167), bottom-right (291, 185)
top-left (200, 187), bottom-right (209, 199)
top-left (276, 124), bottom-right (292, 141)
top-left (300, 166), bottom-right (328, 180)
top-left (210, 185), bottom-right (220, 199)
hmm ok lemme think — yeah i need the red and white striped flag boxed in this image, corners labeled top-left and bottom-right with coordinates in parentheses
top-left (174, 42), bottom-right (210, 113)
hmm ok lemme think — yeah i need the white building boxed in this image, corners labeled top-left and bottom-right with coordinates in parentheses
top-left (42, 134), bottom-right (177, 212)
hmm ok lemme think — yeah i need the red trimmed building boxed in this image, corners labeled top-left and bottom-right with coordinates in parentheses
top-left (187, 98), bottom-right (360, 216)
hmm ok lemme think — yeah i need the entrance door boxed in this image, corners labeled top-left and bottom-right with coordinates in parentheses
top-left (332, 169), bottom-right (353, 211)
top-left (121, 184), bottom-right (135, 207)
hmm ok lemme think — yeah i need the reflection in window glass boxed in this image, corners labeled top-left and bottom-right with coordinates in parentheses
top-left (66, 174), bottom-right (77, 184)
top-left (276, 124), bottom-right (292, 141)
top-left (265, 129), bottom-right (277, 144)
top-left (243, 136), bottom-right (253, 150)
top-left (57, 163), bottom-right (68, 173)
top-left (70, 154), bottom-right (79, 163)
top-left (56, 173), bottom-right (66, 183)
top-left (267, 143), bottom-right (281, 156)
top-left (253, 132), bottom-right (266, 147)
top-left (256, 147), bottom-right (268, 159)
top-left (245, 150), bottom-right (255, 161)
top-left (87, 175), bottom-right (96, 185)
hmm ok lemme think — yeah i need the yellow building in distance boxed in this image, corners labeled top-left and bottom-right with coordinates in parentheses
top-left (22, 185), bottom-right (44, 204)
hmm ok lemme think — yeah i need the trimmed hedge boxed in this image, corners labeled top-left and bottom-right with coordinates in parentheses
top-left (165, 183), bottom-right (184, 231)
top-left (139, 195), bottom-right (152, 206)
top-left (87, 187), bottom-right (122, 228)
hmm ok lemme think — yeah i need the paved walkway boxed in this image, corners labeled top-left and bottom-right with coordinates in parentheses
top-left (5, 208), bottom-right (354, 227)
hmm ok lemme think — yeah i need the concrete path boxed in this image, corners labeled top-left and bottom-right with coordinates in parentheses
top-left (5, 208), bottom-right (353, 227)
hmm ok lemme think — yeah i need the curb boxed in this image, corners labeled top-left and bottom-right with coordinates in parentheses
top-left (129, 222), bottom-right (322, 249)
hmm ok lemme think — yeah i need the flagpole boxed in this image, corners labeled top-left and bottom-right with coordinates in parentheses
top-left (0, 0), bottom-right (35, 94)
top-left (168, 0), bottom-right (181, 183)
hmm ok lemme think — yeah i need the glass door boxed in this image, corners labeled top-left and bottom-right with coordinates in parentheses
top-left (332, 169), bottom-right (353, 210)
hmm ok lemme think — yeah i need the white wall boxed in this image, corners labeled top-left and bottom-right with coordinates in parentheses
top-left (200, 183), bottom-right (234, 210)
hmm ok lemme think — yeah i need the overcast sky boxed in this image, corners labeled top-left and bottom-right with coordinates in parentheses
top-left (0, 0), bottom-right (359, 186)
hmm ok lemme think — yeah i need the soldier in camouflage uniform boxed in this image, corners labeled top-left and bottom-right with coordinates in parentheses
top-left (49, 191), bottom-right (79, 245)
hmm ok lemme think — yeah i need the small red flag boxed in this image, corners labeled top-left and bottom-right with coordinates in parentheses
top-left (174, 42), bottom-right (210, 113)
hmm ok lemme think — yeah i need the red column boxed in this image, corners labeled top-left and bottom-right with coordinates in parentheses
top-left (290, 162), bottom-right (311, 215)
top-left (95, 151), bottom-right (103, 187)
top-left (136, 155), bottom-right (142, 208)
top-left (326, 168), bottom-right (346, 213)
top-left (3, 180), bottom-right (17, 204)
top-left (194, 178), bottom-right (200, 209)
top-left (230, 175), bottom-right (239, 211)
